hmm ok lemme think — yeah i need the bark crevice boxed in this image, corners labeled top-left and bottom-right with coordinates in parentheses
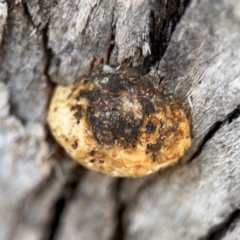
top-left (111, 179), bottom-right (126, 240)
top-left (42, 22), bottom-right (53, 86)
top-left (205, 209), bottom-right (240, 240)
top-left (188, 105), bottom-right (240, 163)
top-left (42, 166), bottom-right (86, 240)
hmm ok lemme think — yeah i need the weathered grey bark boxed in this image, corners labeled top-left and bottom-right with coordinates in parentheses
top-left (0, 0), bottom-right (240, 240)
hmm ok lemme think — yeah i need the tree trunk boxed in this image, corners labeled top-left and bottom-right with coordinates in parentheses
top-left (0, 0), bottom-right (240, 239)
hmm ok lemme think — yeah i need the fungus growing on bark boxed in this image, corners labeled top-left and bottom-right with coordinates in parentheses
top-left (47, 73), bottom-right (191, 177)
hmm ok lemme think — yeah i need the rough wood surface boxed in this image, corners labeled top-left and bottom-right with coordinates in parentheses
top-left (0, 1), bottom-right (7, 45)
top-left (0, 0), bottom-right (240, 240)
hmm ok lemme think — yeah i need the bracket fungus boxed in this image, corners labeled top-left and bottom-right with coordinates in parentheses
top-left (47, 73), bottom-right (191, 177)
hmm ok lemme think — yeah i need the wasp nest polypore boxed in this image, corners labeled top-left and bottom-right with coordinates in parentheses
top-left (47, 74), bottom-right (191, 177)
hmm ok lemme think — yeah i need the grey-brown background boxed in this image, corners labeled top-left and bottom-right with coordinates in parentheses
top-left (0, 0), bottom-right (240, 239)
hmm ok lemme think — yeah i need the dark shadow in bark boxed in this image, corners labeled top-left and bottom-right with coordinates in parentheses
top-left (42, 166), bottom-right (86, 240)
top-left (188, 104), bottom-right (240, 163)
top-left (204, 209), bottom-right (240, 240)
top-left (111, 179), bottom-right (126, 240)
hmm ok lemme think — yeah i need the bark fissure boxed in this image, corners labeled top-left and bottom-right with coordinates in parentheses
top-left (205, 209), bottom-right (240, 240)
top-left (22, 2), bottom-right (35, 27)
top-left (42, 166), bottom-right (86, 240)
top-left (42, 22), bottom-right (52, 86)
top-left (226, 105), bottom-right (240, 124)
top-left (1, 0), bottom-right (240, 239)
top-left (111, 179), bottom-right (126, 240)
top-left (188, 105), bottom-right (240, 163)
top-left (153, 0), bottom-right (189, 68)
top-left (106, 8), bottom-right (116, 65)
top-left (188, 121), bottom-right (222, 163)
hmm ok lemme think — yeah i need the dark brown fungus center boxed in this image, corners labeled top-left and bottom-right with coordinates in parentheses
top-left (76, 74), bottom-right (158, 147)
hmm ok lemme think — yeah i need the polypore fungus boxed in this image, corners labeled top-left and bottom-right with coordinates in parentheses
top-left (47, 73), bottom-right (191, 177)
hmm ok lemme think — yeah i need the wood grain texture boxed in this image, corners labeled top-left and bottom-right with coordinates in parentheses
top-left (55, 172), bottom-right (117, 240)
top-left (0, 0), bottom-right (240, 239)
top-left (124, 117), bottom-right (240, 240)
top-left (0, 82), bottom-right (53, 240)
top-left (0, 2), bottom-right (51, 123)
top-left (25, 0), bottom-right (185, 84)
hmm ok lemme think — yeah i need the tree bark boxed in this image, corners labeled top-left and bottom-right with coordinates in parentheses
top-left (0, 0), bottom-right (240, 240)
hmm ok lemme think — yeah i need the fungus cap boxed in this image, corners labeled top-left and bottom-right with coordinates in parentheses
top-left (47, 74), bottom-right (191, 177)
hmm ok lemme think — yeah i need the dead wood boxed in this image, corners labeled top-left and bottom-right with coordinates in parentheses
top-left (0, 0), bottom-right (240, 240)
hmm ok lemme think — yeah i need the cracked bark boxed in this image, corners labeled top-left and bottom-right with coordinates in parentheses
top-left (0, 0), bottom-right (240, 240)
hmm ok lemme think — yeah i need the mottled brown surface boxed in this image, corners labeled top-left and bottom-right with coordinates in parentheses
top-left (47, 74), bottom-right (191, 177)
